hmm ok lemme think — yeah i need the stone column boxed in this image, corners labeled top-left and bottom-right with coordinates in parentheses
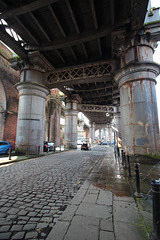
top-left (90, 122), bottom-right (95, 143)
top-left (16, 82), bottom-right (49, 155)
top-left (109, 126), bottom-right (113, 144)
top-left (115, 32), bottom-right (160, 155)
top-left (15, 53), bottom-right (51, 154)
top-left (64, 95), bottom-right (80, 149)
top-left (114, 106), bottom-right (121, 139)
top-left (104, 128), bottom-right (108, 142)
top-left (100, 129), bottom-right (103, 141)
top-left (49, 101), bottom-right (61, 146)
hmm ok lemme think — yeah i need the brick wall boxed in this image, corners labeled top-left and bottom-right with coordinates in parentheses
top-left (0, 53), bottom-right (20, 149)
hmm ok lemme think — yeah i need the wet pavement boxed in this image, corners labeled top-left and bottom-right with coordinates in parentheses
top-left (128, 159), bottom-right (160, 236)
top-left (0, 145), bottom-right (160, 239)
top-left (47, 146), bottom-right (150, 240)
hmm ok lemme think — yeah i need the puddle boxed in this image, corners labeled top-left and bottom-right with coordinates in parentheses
top-left (114, 190), bottom-right (132, 197)
top-left (105, 184), bottom-right (114, 191)
top-left (91, 182), bottom-right (106, 190)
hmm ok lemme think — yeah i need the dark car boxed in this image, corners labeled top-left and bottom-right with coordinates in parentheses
top-left (102, 141), bottom-right (108, 145)
top-left (81, 143), bottom-right (91, 150)
top-left (0, 141), bottom-right (12, 154)
top-left (43, 141), bottom-right (54, 152)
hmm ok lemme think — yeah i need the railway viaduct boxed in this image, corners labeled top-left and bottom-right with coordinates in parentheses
top-left (0, 0), bottom-right (160, 156)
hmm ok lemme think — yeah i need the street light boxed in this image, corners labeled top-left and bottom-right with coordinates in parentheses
top-left (106, 112), bottom-right (110, 117)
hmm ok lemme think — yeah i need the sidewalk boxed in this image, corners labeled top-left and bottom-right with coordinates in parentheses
top-left (46, 148), bottom-right (150, 240)
top-left (0, 146), bottom-right (66, 166)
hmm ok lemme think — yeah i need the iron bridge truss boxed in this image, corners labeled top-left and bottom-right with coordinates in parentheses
top-left (47, 62), bottom-right (112, 83)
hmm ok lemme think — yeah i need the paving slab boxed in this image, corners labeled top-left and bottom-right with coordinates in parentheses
top-left (64, 215), bottom-right (99, 240)
top-left (83, 190), bottom-right (99, 204)
top-left (113, 200), bottom-right (140, 224)
top-left (46, 221), bottom-right (70, 240)
top-left (100, 219), bottom-right (114, 232)
top-left (97, 190), bottom-right (113, 205)
top-left (76, 202), bottom-right (112, 219)
top-left (70, 188), bottom-right (87, 205)
top-left (58, 204), bottom-right (78, 222)
top-left (114, 222), bottom-right (148, 240)
top-left (100, 230), bottom-right (115, 240)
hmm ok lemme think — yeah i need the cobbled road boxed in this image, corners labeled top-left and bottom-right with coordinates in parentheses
top-left (0, 145), bottom-right (106, 240)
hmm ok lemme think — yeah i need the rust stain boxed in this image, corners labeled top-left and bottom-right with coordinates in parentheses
top-left (114, 190), bottom-right (131, 197)
top-left (92, 182), bottom-right (105, 190)
top-left (129, 82), bottom-right (133, 119)
top-left (136, 46), bottom-right (140, 61)
top-left (106, 184), bottom-right (114, 191)
top-left (120, 78), bottom-right (156, 88)
top-left (129, 81), bottom-right (136, 152)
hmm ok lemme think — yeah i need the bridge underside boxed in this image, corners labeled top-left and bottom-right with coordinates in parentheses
top-left (0, 0), bottom-right (148, 124)
top-left (1, 0), bottom-right (160, 156)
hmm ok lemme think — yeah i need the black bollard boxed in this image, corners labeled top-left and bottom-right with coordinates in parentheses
top-left (121, 149), bottom-right (123, 158)
top-left (127, 155), bottom-right (131, 177)
top-left (8, 148), bottom-right (12, 160)
top-left (134, 163), bottom-right (142, 198)
top-left (117, 146), bottom-right (120, 158)
top-left (122, 151), bottom-right (125, 166)
top-left (114, 145), bottom-right (117, 158)
top-left (121, 149), bottom-right (124, 164)
top-left (150, 180), bottom-right (160, 240)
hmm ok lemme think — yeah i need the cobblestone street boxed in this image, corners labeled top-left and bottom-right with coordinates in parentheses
top-left (0, 145), bottom-right (106, 240)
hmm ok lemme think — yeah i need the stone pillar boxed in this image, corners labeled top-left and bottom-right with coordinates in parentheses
top-left (115, 32), bottom-right (160, 155)
top-left (64, 95), bottom-right (80, 149)
top-left (90, 122), bottom-right (95, 143)
top-left (15, 53), bottom-right (51, 154)
top-left (109, 126), bottom-right (113, 144)
top-left (49, 101), bottom-right (61, 146)
top-left (114, 106), bottom-right (121, 139)
top-left (106, 125), bottom-right (111, 144)
top-left (104, 128), bottom-right (108, 142)
top-left (16, 82), bottom-right (49, 154)
top-left (99, 129), bottom-right (102, 141)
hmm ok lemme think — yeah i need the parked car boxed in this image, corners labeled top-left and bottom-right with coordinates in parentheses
top-left (101, 141), bottom-right (108, 145)
top-left (0, 141), bottom-right (12, 154)
top-left (81, 143), bottom-right (91, 150)
top-left (43, 141), bottom-right (54, 152)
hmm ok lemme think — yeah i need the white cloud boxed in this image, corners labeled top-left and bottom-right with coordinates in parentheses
top-left (151, 0), bottom-right (160, 7)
